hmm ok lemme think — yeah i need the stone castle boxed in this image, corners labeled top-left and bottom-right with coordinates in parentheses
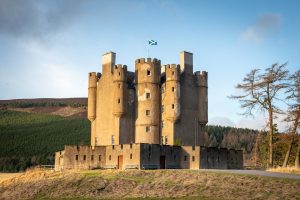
top-left (55, 51), bottom-right (243, 170)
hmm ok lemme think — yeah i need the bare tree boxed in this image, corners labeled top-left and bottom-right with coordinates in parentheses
top-left (282, 70), bottom-right (300, 168)
top-left (230, 63), bottom-right (289, 167)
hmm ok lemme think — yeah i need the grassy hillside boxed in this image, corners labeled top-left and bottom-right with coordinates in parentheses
top-left (0, 109), bottom-right (90, 172)
top-left (1, 169), bottom-right (299, 200)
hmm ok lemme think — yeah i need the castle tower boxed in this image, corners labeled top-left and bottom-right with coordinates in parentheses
top-left (88, 72), bottom-right (98, 148)
top-left (165, 64), bottom-right (181, 122)
top-left (135, 58), bottom-right (161, 144)
top-left (113, 64), bottom-right (127, 117)
top-left (195, 71), bottom-right (208, 146)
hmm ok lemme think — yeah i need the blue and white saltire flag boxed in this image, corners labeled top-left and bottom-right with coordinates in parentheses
top-left (148, 40), bottom-right (158, 45)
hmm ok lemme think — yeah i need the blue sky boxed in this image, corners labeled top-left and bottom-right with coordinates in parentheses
top-left (0, 0), bottom-right (299, 131)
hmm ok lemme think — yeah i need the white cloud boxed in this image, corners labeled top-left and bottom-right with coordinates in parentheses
top-left (242, 13), bottom-right (282, 44)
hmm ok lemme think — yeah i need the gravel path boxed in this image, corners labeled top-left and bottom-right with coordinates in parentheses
top-left (200, 169), bottom-right (300, 180)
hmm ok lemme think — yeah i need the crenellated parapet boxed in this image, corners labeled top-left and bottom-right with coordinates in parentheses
top-left (195, 71), bottom-right (208, 88)
top-left (165, 64), bottom-right (180, 82)
top-left (113, 64), bottom-right (127, 82)
top-left (135, 58), bottom-right (161, 84)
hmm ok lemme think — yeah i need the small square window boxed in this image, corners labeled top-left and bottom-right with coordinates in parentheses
top-left (172, 71), bottom-right (175, 75)
top-left (146, 92), bottom-right (151, 99)
top-left (172, 104), bottom-right (174, 109)
top-left (147, 69), bottom-right (151, 76)
top-left (172, 87), bottom-right (175, 92)
top-left (121, 144), bottom-right (123, 149)
top-left (130, 143), bottom-right (132, 149)
top-left (192, 156), bottom-right (195, 162)
top-left (146, 110), bottom-right (150, 116)
top-left (118, 84), bottom-right (121, 88)
top-left (118, 99), bottom-right (120, 104)
top-left (75, 155), bottom-right (78, 160)
top-left (83, 155), bottom-right (86, 161)
top-left (91, 155), bottom-right (94, 161)
top-left (109, 155), bottom-right (111, 160)
top-left (184, 155), bottom-right (187, 161)
top-left (99, 155), bottom-right (102, 161)
top-left (118, 72), bottom-right (121, 76)
top-left (146, 126), bottom-right (150, 132)
top-left (130, 153), bottom-right (132, 159)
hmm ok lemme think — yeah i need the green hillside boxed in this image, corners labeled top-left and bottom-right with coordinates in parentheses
top-left (0, 109), bottom-right (90, 172)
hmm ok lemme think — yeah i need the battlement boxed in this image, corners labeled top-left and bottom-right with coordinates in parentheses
top-left (88, 72), bottom-right (98, 88)
top-left (195, 71), bottom-right (208, 87)
top-left (135, 58), bottom-right (161, 65)
top-left (113, 64), bottom-right (127, 82)
top-left (165, 64), bottom-right (180, 82)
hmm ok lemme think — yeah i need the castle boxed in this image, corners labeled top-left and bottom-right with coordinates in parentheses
top-left (55, 51), bottom-right (243, 170)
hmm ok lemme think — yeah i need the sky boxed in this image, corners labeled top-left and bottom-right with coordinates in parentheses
top-left (0, 0), bottom-right (299, 131)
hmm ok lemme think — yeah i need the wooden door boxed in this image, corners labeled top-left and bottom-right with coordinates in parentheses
top-left (160, 155), bottom-right (166, 169)
top-left (118, 155), bottom-right (123, 170)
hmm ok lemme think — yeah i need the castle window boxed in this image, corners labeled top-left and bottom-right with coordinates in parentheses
top-left (192, 156), bottom-right (195, 162)
top-left (112, 145), bottom-right (115, 150)
top-left (184, 155), bottom-right (187, 161)
top-left (172, 104), bottom-right (174, 109)
top-left (99, 155), bottom-right (102, 161)
top-left (119, 72), bottom-right (121, 76)
top-left (146, 126), bottom-right (150, 132)
top-left (192, 146), bottom-right (195, 151)
top-left (146, 110), bottom-right (150, 116)
top-left (91, 155), bottom-right (94, 161)
top-left (172, 87), bottom-right (175, 92)
top-left (75, 155), bottom-right (78, 160)
top-left (130, 153), bottom-right (132, 159)
top-left (130, 143), bottom-right (132, 149)
top-left (83, 155), bottom-right (86, 161)
top-left (146, 92), bottom-right (151, 99)
top-left (172, 71), bottom-right (175, 75)
top-left (111, 135), bottom-right (115, 145)
top-left (147, 69), bottom-right (151, 76)
top-left (118, 98), bottom-right (120, 104)
top-left (121, 144), bottom-right (123, 149)
top-left (118, 83), bottom-right (121, 88)
top-left (165, 136), bottom-right (168, 145)
top-left (109, 155), bottom-right (111, 160)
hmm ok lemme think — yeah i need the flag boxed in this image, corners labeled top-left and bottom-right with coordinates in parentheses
top-left (148, 40), bottom-right (158, 45)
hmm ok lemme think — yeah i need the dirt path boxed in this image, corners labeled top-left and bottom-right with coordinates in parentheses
top-left (201, 169), bottom-right (300, 180)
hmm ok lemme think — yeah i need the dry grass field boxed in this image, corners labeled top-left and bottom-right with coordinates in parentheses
top-left (267, 167), bottom-right (300, 175)
top-left (0, 169), bottom-right (299, 200)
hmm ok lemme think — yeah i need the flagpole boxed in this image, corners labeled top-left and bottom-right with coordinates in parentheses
top-left (147, 46), bottom-right (150, 58)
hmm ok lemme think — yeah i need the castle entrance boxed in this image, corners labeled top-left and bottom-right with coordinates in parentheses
top-left (118, 155), bottom-right (123, 170)
top-left (160, 156), bottom-right (166, 169)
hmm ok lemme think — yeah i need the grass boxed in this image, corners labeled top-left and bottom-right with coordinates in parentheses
top-left (1, 169), bottom-right (299, 200)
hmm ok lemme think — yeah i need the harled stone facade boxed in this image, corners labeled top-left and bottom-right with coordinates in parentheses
top-left (55, 51), bottom-right (243, 171)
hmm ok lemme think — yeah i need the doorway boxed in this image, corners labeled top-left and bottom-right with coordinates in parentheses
top-left (160, 155), bottom-right (166, 169)
top-left (118, 155), bottom-right (123, 170)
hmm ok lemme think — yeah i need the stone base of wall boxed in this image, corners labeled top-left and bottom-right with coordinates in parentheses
top-left (55, 144), bottom-right (243, 171)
